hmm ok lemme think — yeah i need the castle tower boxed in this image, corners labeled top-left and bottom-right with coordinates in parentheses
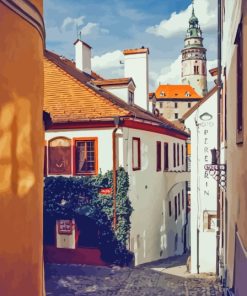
top-left (181, 1), bottom-right (208, 97)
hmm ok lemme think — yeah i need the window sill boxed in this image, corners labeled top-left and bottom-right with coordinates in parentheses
top-left (133, 167), bottom-right (141, 171)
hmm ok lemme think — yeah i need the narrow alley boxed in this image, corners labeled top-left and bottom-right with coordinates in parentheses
top-left (45, 255), bottom-right (222, 296)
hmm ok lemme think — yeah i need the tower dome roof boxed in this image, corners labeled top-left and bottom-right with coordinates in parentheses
top-left (189, 8), bottom-right (199, 26)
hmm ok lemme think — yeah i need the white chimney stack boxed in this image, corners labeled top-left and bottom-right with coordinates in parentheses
top-left (123, 47), bottom-right (149, 111)
top-left (74, 39), bottom-right (92, 75)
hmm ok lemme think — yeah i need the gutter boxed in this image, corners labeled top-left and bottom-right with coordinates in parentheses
top-left (112, 117), bottom-right (120, 230)
top-left (216, 0), bottom-right (222, 276)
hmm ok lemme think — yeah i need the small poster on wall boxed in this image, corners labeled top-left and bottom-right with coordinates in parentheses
top-left (58, 220), bottom-right (73, 235)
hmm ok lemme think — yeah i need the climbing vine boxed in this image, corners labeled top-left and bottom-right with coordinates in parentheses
top-left (44, 167), bottom-right (133, 265)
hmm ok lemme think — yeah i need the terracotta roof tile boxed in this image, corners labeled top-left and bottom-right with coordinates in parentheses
top-left (123, 48), bottom-right (149, 55)
top-left (44, 57), bottom-right (129, 123)
top-left (92, 78), bottom-right (135, 87)
top-left (209, 67), bottom-right (218, 77)
top-left (155, 85), bottom-right (202, 100)
top-left (44, 50), bottom-right (188, 137)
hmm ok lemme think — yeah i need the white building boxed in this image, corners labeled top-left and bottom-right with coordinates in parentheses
top-left (43, 41), bottom-right (190, 265)
top-left (183, 86), bottom-right (218, 273)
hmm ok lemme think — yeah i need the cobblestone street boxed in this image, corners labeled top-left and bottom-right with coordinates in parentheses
top-left (45, 254), bottom-right (223, 296)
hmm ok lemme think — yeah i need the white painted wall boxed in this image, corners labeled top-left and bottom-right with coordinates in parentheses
top-left (185, 91), bottom-right (217, 273)
top-left (124, 52), bottom-right (149, 111)
top-left (75, 40), bottom-right (91, 75)
top-left (101, 82), bottom-right (135, 105)
top-left (122, 127), bottom-right (187, 264)
top-left (45, 126), bottom-right (188, 265)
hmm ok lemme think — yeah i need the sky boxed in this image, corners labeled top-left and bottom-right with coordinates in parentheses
top-left (44, 0), bottom-right (217, 91)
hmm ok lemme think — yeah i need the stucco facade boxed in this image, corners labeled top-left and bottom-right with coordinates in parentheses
top-left (185, 89), bottom-right (218, 274)
top-left (220, 0), bottom-right (247, 293)
top-left (0, 0), bottom-right (44, 295)
top-left (156, 100), bottom-right (199, 121)
top-left (45, 126), bottom-right (189, 265)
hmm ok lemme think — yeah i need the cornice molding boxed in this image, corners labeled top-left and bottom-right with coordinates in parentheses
top-left (1, 0), bottom-right (45, 45)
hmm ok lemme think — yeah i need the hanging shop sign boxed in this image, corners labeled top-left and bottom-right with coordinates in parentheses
top-left (99, 188), bottom-right (112, 195)
top-left (58, 220), bottom-right (73, 235)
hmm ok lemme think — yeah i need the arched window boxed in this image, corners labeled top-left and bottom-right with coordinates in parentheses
top-left (48, 137), bottom-right (71, 175)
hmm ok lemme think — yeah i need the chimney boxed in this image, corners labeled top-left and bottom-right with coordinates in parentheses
top-left (123, 47), bottom-right (149, 111)
top-left (74, 39), bottom-right (92, 75)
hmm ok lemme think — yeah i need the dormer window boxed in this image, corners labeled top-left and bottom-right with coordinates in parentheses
top-left (185, 91), bottom-right (191, 97)
top-left (160, 91), bottom-right (165, 96)
top-left (128, 91), bottom-right (134, 105)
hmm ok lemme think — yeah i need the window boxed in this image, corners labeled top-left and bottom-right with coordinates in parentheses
top-left (132, 137), bottom-right (141, 170)
top-left (128, 91), bottom-right (134, 105)
top-left (188, 102), bottom-right (191, 108)
top-left (182, 190), bottom-right (185, 209)
top-left (177, 143), bottom-right (180, 166)
top-left (164, 142), bottom-right (169, 171)
top-left (156, 141), bottom-right (161, 171)
top-left (182, 144), bottom-right (184, 165)
top-left (48, 137), bottom-right (71, 175)
top-left (235, 21), bottom-right (243, 143)
top-left (178, 193), bottom-right (181, 215)
top-left (174, 102), bottom-right (178, 108)
top-left (194, 65), bottom-right (199, 75)
top-left (173, 143), bottom-right (176, 167)
top-left (159, 102), bottom-right (163, 108)
top-left (169, 201), bottom-right (172, 217)
top-left (44, 143), bottom-right (48, 176)
top-left (175, 196), bottom-right (177, 221)
top-left (174, 113), bottom-right (178, 119)
top-left (74, 138), bottom-right (98, 175)
top-left (203, 211), bottom-right (217, 232)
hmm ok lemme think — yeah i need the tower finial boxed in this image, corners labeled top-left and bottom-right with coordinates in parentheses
top-left (192, 0), bottom-right (195, 15)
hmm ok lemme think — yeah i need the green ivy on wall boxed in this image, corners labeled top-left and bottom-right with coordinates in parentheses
top-left (44, 167), bottom-right (134, 265)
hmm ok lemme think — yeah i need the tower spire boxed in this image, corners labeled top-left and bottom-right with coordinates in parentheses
top-left (192, 0), bottom-right (195, 16)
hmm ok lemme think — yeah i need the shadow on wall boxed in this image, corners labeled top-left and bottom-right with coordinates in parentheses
top-left (0, 97), bottom-right (37, 197)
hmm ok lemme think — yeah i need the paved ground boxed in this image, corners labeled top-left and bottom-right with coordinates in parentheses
top-left (45, 254), bottom-right (223, 296)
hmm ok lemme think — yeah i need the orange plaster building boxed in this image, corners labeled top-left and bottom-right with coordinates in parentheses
top-left (0, 0), bottom-right (45, 295)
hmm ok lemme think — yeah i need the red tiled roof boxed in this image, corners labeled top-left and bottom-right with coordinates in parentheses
top-left (123, 48), bottom-right (149, 55)
top-left (44, 50), bottom-right (188, 137)
top-left (92, 78), bottom-right (135, 87)
top-left (209, 67), bottom-right (218, 77)
top-left (155, 85), bottom-right (202, 100)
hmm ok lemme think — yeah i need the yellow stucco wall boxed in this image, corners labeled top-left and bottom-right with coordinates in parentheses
top-left (0, 2), bottom-right (44, 295)
top-left (224, 1), bottom-right (247, 286)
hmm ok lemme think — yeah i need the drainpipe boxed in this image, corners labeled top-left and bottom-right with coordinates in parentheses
top-left (216, 0), bottom-right (222, 276)
top-left (112, 117), bottom-right (120, 230)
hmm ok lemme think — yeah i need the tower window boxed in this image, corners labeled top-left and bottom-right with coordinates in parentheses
top-left (174, 102), bottom-right (178, 108)
top-left (194, 65), bottom-right (199, 75)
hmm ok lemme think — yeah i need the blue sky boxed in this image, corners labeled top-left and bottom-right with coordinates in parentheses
top-left (44, 0), bottom-right (217, 90)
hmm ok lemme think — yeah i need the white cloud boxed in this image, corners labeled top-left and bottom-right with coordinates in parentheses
top-left (154, 55), bottom-right (182, 86)
top-left (151, 56), bottom-right (218, 89)
top-left (80, 22), bottom-right (109, 36)
top-left (61, 16), bottom-right (85, 30)
top-left (146, 0), bottom-right (216, 38)
top-left (92, 50), bottom-right (124, 71)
